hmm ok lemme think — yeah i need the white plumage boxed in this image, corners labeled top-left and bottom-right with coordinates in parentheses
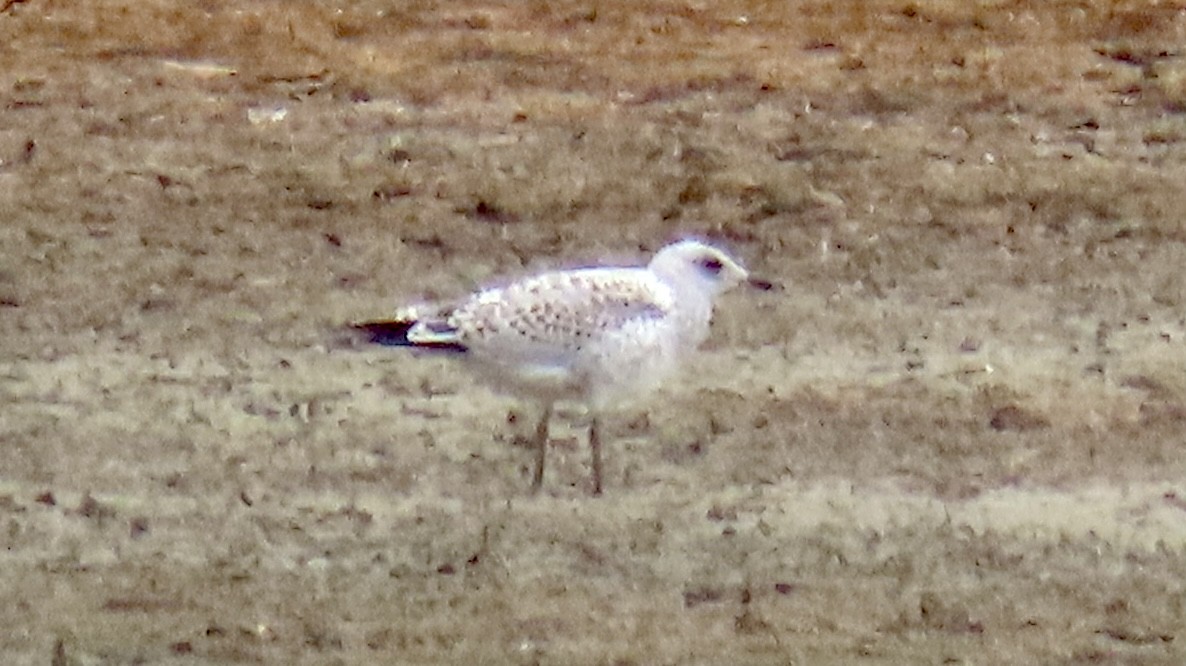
top-left (355, 239), bottom-right (763, 495)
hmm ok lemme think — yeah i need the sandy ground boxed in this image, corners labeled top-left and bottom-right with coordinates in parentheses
top-left (3, 0), bottom-right (1186, 663)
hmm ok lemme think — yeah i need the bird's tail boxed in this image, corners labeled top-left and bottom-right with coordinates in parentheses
top-left (351, 312), bottom-right (467, 354)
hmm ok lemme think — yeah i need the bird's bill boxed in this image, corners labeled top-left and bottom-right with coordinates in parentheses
top-left (746, 276), bottom-right (778, 291)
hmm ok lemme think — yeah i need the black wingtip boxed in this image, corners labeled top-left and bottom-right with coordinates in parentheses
top-left (353, 319), bottom-right (416, 346)
top-left (350, 319), bottom-right (468, 353)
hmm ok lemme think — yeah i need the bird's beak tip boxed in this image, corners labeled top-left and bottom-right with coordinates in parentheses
top-left (746, 277), bottom-right (779, 292)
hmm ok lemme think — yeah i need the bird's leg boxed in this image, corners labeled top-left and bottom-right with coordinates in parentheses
top-left (589, 415), bottom-right (603, 496)
top-left (531, 402), bottom-right (552, 493)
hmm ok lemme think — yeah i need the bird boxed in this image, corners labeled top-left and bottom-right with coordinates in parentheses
top-left (352, 239), bottom-right (769, 495)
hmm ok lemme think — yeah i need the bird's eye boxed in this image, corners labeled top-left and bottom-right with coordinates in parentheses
top-left (699, 257), bottom-right (724, 275)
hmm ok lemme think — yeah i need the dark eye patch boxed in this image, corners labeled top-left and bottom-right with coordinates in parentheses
top-left (699, 257), bottom-right (724, 275)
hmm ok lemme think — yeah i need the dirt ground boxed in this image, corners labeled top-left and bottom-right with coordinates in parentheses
top-left (3, 0), bottom-right (1186, 663)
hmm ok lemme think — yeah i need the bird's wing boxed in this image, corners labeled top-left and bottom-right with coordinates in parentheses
top-left (443, 267), bottom-right (674, 365)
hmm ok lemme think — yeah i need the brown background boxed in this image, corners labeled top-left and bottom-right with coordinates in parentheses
top-left (3, 0), bottom-right (1186, 663)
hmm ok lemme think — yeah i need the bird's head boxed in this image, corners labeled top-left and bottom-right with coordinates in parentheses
top-left (649, 240), bottom-right (764, 295)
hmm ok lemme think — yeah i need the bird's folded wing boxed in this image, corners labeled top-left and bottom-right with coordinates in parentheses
top-left (448, 268), bottom-right (674, 364)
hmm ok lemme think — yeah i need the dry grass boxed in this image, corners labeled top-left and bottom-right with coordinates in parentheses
top-left (3, 0), bottom-right (1186, 663)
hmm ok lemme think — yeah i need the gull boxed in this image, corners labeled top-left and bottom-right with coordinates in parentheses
top-left (353, 239), bottom-right (768, 495)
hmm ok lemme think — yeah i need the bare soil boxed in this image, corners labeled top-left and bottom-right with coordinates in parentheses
top-left (3, 0), bottom-right (1186, 663)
